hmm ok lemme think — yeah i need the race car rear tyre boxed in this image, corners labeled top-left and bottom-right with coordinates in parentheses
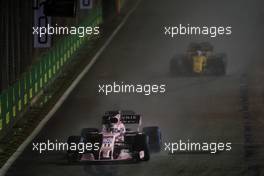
top-left (187, 42), bottom-right (201, 52)
top-left (200, 42), bottom-right (214, 52)
top-left (134, 134), bottom-right (150, 161)
top-left (81, 128), bottom-right (99, 137)
top-left (207, 55), bottom-right (227, 76)
top-left (170, 56), bottom-right (188, 76)
top-left (67, 136), bottom-right (81, 163)
top-left (143, 126), bottom-right (162, 153)
top-left (80, 128), bottom-right (101, 159)
top-left (215, 65), bottom-right (226, 76)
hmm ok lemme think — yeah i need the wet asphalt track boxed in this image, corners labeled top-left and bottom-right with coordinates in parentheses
top-left (5, 0), bottom-right (264, 175)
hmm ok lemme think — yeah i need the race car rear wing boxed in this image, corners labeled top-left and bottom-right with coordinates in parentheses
top-left (121, 115), bottom-right (141, 124)
top-left (102, 112), bottom-right (141, 125)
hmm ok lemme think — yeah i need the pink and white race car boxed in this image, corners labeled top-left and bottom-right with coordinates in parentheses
top-left (67, 111), bottom-right (161, 163)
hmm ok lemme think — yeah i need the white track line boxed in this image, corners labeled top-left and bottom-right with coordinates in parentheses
top-left (0, 1), bottom-right (141, 175)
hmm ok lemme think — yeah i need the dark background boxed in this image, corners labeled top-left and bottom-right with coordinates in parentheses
top-left (2, 0), bottom-right (264, 175)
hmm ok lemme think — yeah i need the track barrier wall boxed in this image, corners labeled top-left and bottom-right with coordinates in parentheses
top-left (0, 6), bottom-right (103, 136)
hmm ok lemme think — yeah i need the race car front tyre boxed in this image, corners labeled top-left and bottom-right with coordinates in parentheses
top-left (134, 134), bottom-right (150, 161)
top-left (143, 126), bottom-right (162, 153)
top-left (200, 42), bottom-right (214, 52)
top-left (67, 136), bottom-right (81, 163)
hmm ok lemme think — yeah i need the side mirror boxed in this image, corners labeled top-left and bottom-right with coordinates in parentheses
top-left (44, 0), bottom-right (77, 17)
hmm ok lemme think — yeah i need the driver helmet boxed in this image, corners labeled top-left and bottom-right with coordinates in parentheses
top-left (106, 113), bottom-right (121, 133)
top-left (197, 50), bottom-right (203, 56)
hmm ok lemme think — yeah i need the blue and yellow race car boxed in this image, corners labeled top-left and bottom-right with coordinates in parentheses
top-left (170, 42), bottom-right (227, 76)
